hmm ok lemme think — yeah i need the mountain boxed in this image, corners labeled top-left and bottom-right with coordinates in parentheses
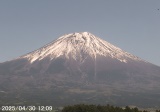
top-left (0, 32), bottom-right (160, 108)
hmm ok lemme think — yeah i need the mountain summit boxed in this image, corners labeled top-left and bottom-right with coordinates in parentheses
top-left (21, 32), bottom-right (141, 63)
top-left (0, 32), bottom-right (160, 108)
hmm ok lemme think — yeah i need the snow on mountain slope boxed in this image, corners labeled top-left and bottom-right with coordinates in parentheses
top-left (1, 32), bottom-right (160, 108)
top-left (20, 32), bottom-right (143, 63)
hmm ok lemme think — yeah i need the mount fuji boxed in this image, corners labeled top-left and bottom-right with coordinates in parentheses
top-left (0, 32), bottom-right (160, 108)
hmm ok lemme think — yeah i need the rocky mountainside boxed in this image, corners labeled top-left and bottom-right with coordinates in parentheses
top-left (0, 32), bottom-right (160, 108)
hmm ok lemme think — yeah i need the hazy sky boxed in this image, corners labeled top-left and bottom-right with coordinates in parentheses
top-left (0, 0), bottom-right (160, 66)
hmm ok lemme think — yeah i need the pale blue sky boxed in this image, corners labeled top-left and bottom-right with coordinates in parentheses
top-left (0, 0), bottom-right (160, 66)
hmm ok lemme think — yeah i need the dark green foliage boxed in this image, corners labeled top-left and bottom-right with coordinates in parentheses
top-left (62, 104), bottom-right (160, 112)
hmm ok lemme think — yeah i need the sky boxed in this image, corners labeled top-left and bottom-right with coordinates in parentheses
top-left (0, 0), bottom-right (160, 66)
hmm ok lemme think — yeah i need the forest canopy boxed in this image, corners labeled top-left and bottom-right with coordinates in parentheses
top-left (62, 104), bottom-right (160, 112)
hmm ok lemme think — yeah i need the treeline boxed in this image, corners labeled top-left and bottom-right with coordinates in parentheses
top-left (62, 104), bottom-right (160, 112)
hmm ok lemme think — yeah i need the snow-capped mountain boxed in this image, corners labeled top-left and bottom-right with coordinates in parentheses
top-left (0, 32), bottom-right (160, 108)
top-left (20, 32), bottom-right (142, 63)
